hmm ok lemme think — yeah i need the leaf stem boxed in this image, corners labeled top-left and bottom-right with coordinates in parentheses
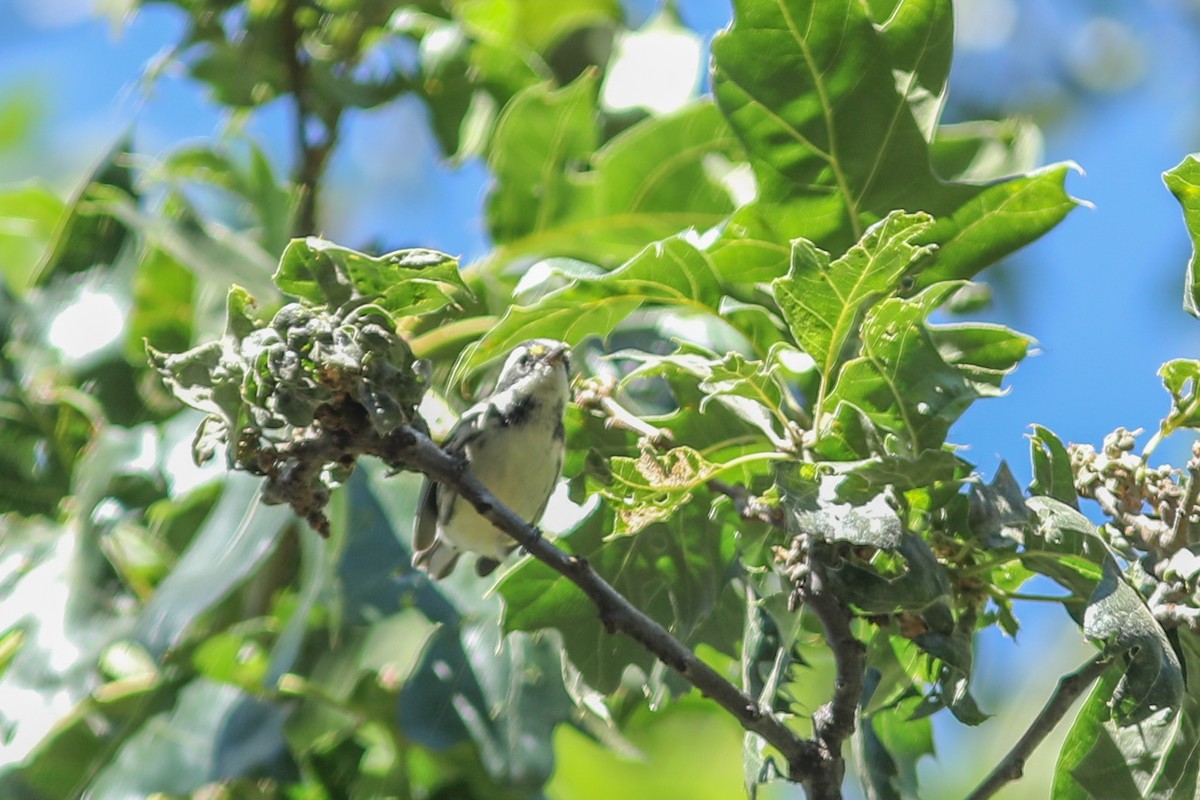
top-left (965, 653), bottom-right (1113, 800)
top-left (713, 450), bottom-right (792, 476)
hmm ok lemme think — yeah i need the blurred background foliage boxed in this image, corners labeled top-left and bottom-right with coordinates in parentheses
top-left (2, 1), bottom-right (1200, 799)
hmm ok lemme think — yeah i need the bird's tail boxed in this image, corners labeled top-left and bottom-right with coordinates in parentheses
top-left (412, 538), bottom-right (460, 580)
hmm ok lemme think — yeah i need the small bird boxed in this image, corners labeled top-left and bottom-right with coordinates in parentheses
top-left (412, 339), bottom-right (571, 579)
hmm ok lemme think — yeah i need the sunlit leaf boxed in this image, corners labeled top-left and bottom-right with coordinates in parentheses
top-left (0, 182), bottom-right (64, 295)
top-left (1021, 497), bottom-right (1109, 623)
top-left (486, 88), bottom-right (743, 266)
top-left (778, 465), bottom-right (904, 550)
top-left (1028, 424), bottom-right (1078, 505)
top-left (931, 118), bottom-right (1042, 183)
top-left (598, 445), bottom-right (720, 536)
top-left (456, 234), bottom-right (722, 376)
top-left (771, 211), bottom-right (935, 390)
top-left (34, 136), bottom-right (136, 286)
top-left (711, 0), bottom-right (1077, 283)
top-left (1158, 358), bottom-right (1200, 435)
top-left (1164, 154), bottom-right (1200, 317)
top-left (276, 238), bottom-right (467, 316)
top-left (134, 476), bottom-right (295, 656)
top-left (929, 322), bottom-right (1033, 391)
top-left (459, 0), bottom-right (621, 54)
top-left (824, 282), bottom-right (977, 451)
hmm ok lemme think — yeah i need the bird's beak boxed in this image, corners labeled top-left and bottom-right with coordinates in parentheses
top-left (547, 343), bottom-right (570, 369)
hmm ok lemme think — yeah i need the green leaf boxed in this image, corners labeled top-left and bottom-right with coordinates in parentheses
top-left (499, 502), bottom-right (742, 697)
top-left (34, 136), bottom-right (136, 286)
top-left (134, 476), bottom-right (295, 656)
top-left (823, 282), bottom-right (978, 452)
top-left (162, 141), bottom-right (296, 255)
top-left (711, 0), bottom-right (1077, 282)
top-left (930, 118), bottom-right (1042, 183)
top-left (1055, 629), bottom-right (1200, 799)
top-left (1028, 424), bottom-right (1078, 505)
top-left (86, 680), bottom-right (262, 798)
top-left (1021, 497), bottom-right (1109, 622)
top-left (486, 95), bottom-right (743, 266)
top-left (0, 382), bottom-right (98, 517)
top-left (913, 164), bottom-right (1080, 288)
top-left (613, 342), bottom-right (801, 449)
top-left (856, 678), bottom-right (934, 800)
top-left (830, 533), bottom-right (952, 615)
top-left (459, 0), bottom-right (621, 54)
top-left (402, 13), bottom-right (545, 159)
top-left (129, 248), bottom-right (196, 356)
top-left (876, 0), bottom-right (953, 140)
top-left (847, 449), bottom-right (966, 492)
top-left (186, 18), bottom-right (289, 108)
top-left (929, 321), bottom-right (1033, 391)
top-left (9, 671), bottom-right (179, 799)
top-left (0, 628), bottom-right (26, 680)
top-left (709, 202), bottom-right (800, 284)
top-left (1164, 154), bottom-right (1200, 317)
top-left (0, 182), bottom-right (65, 295)
top-left (487, 74), bottom-right (600, 244)
top-left (1083, 558), bottom-right (1183, 725)
top-left (598, 445), bottom-right (721, 536)
top-left (1159, 358), bottom-right (1200, 435)
top-left (771, 211), bottom-right (935, 390)
top-left (778, 465), bottom-right (904, 550)
top-left (451, 625), bottom-right (574, 786)
top-left (193, 623), bottom-right (273, 691)
top-left (275, 238), bottom-right (466, 316)
top-left (456, 234), bottom-right (722, 376)
top-left (967, 461), bottom-right (1028, 548)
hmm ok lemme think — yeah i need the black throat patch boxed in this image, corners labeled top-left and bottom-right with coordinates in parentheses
top-left (500, 394), bottom-right (537, 427)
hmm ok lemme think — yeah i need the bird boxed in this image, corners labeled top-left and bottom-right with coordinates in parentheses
top-left (412, 339), bottom-right (571, 579)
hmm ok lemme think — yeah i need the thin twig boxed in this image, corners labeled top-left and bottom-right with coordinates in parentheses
top-left (575, 376), bottom-right (674, 448)
top-left (1092, 485), bottom-right (1169, 550)
top-left (708, 477), bottom-right (785, 528)
top-left (1169, 442), bottom-right (1200, 549)
top-left (966, 653), bottom-right (1112, 800)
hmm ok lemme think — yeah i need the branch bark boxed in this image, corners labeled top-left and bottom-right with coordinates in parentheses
top-left (795, 543), bottom-right (866, 799)
top-left (966, 653), bottom-right (1112, 800)
top-left (282, 0), bottom-right (339, 237)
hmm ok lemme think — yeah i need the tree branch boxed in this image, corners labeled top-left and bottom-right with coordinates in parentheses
top-left (795, 543), bottom-right (866, 799)
top-left (966, 653), bottom-right (1112, 800)
top-left (282, 0), bottom-right (339, 237)
top-left (378, 423), bottom-right (823, 780)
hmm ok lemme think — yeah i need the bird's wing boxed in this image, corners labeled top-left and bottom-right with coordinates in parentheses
top-left (411, 473), bottom-right (440, 557)
top-left (411, 401), bottom-right (490, 561)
